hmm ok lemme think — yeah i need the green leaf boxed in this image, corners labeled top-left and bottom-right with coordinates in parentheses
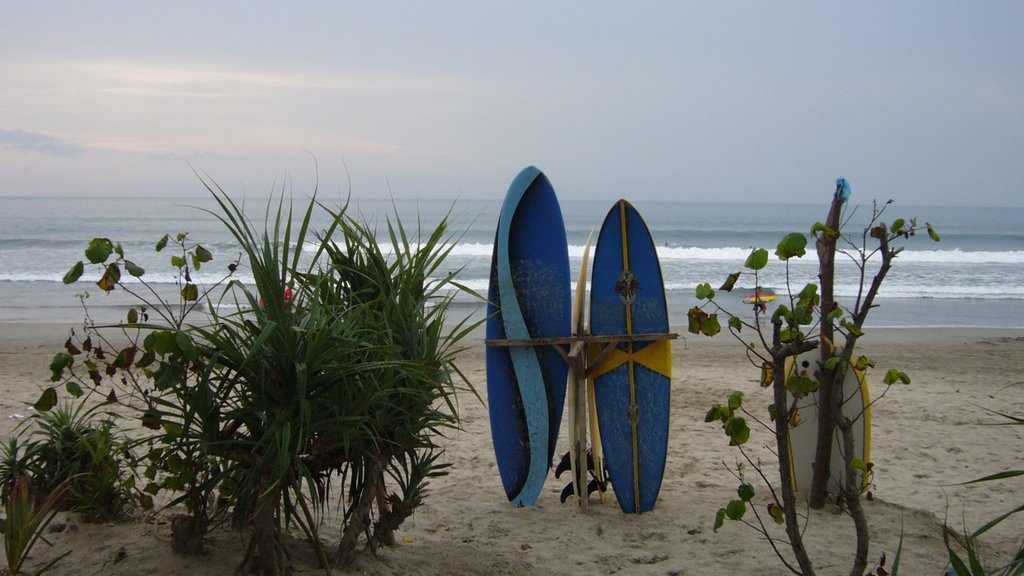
top-left (142, 406), bottom-right (162, 430)
top-left (153, 362), bottom-right (184, 391)
top-left (85, 238), bottom-right (114, 264)
top-left (851, 459), bottom-right (868, 475)
top-left (127, 308), bottom-right (138, 324)
top-left (793, 304), bottom-right (814, 325)
top-left (63, 261), bottom-right (84, 284)
top-left (33, 387), bottom-right (58, 411)
top-left (773, 304), bottom-right (792, 323)
top-left (705, 406), bottom-right (725, 423)
top-left (775, 233), bottom-right (807, 260)
top-left (155, 234), bottom-right (169, 252)
top-left (744, 248), bottom-right (769, 271)
top-left (135, 349), bottom-right (156, 369)
top-left (798, 283), bottom-right (818, 301)
top-left (687, 307), bottom-right (708, 335)
top-left (195, 245), bottom-right (213, 263)
top-left (927, 222), bottom-right (941, 242)
top-left (49, 352), bottom-right (73, 381)
top-left (65, 380), bottom-right (84, 398)
top-left (767, 503), bottom-right (784, 524)
top-left (727, 391), bottom-right (744, 411)
top-left (944, 527), bottom-right (974, 576)
top-left (125, 260), bottom-right (145, 277)
top-left (842, 320), bottom-right (864, 337)
top-left (725, 499), bottom-right (747, 521)
top-left (112, 346), bottom-right (137, 369)
top-left (181, 283), bottom-right (198, 301)
top-left (728, 316), bottom-right (743, 332)
top-left (884, 369), bottom-right (911, 385)
top-left (114, 242), bottom-right (125, 258)
top-left (725, 417), bottom-right (750, 446)
top-left (854, 355), bottom-right (874, 371)
top-left (713, 508), bottom-right (726, 532)
top-left (176, 331), bottom-right (198, 362)
top-left (738, 483), bottom-right (755, 502)
top-left (787, 374), bottom-right (819, 398)
top-left (170, 255), bottom-right (186, 269)
top-left (719, 272), bottom-right (740, 292)
top-left (779, 327), bottom-right (802, 343)
top-left (701, 314), bottom-right (721, 337)
top-left (811, 221), bottom-right (837, 239)
top-left (695, 283), bottom-right (715, 300)
top-left (148, 330), bottom-right (177, 355)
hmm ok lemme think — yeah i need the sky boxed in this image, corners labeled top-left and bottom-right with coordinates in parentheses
top-left (1, 2), bottom-right (1022, 206)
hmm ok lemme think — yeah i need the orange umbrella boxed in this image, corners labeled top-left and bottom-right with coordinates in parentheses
top-left (743, 290), bottom-right (777, 304)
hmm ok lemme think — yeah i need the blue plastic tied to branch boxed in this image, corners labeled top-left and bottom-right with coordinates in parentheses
top-left (835, 178), bottom-right (852, 202)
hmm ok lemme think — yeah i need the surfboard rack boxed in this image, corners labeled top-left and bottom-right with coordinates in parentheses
top-left (486, 331), bottom-right (677, 514)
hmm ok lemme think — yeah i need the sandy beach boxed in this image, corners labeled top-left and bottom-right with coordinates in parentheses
top-left (2, 323), bottom-right (1022, 575)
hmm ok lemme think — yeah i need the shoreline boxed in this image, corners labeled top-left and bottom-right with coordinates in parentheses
top-left (1, 323), bottom-right (1022, 574)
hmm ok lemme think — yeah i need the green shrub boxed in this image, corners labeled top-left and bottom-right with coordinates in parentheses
top-left (1, 402), bottom-right (134, 523)
top-left (47, 177), bottom-right (480, 575)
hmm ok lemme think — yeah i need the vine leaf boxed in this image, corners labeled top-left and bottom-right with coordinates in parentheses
top-left (745, 248), bottom-right (769, 271)
top-left (33, 387), bottom-right (58, 411)
top-left (725, 499), bottom-right (747, 520)
top-left (776, 233), bottom-right (807, 260)
top-left (97, 263), bottom-right (121, 292)
top-left (85, 237), bottom-right (114, 264)
top-left (719, 272), bottom-right (740, 292)
top-left (63, 261), bottom-right (84, 284)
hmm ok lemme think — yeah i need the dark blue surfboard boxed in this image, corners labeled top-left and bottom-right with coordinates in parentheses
top-left (487, 166), bottom-right (571, 506)
top-left (588, 200), bottom-right (671, 514)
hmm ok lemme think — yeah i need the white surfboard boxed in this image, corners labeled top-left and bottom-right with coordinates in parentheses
top-left (786, 350), bottom-right (871, 496)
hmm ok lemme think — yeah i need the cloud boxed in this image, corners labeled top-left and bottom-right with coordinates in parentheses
top-left (0, 128), bottom-right (85, 156)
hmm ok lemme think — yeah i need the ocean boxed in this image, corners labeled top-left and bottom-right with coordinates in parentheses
top-left (1, 194), bottom-right (1022, 329)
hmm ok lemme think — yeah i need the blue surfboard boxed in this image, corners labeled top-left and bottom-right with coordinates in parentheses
top-left (588, 200), bottom-right (671, 513)
top-left (487, 166), bottom-right (571, 506)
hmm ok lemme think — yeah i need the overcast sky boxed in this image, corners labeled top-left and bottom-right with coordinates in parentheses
top-left (2, 2), bottom-right (1021, 206)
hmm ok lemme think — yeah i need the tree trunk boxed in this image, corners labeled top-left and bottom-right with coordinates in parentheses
top-left (839, 416), bottom-right (870, 576)
top-left (336, 460), bottom-right (381, 567)
top-left (809, 190), bottom-right (845, 509)
top-left (772, 321), bottom-right (818, 575)
top-left (242, 479), bottom-right (283, 576)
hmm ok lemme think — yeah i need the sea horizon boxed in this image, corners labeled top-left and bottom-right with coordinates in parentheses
top-left (2, 195), bottom-right (1022, 329)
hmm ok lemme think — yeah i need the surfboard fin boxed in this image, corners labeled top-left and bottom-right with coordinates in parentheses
top-left (555, 450), bottom-right (572, 479)
top-left (559, 482), bottom-right (575, 503)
